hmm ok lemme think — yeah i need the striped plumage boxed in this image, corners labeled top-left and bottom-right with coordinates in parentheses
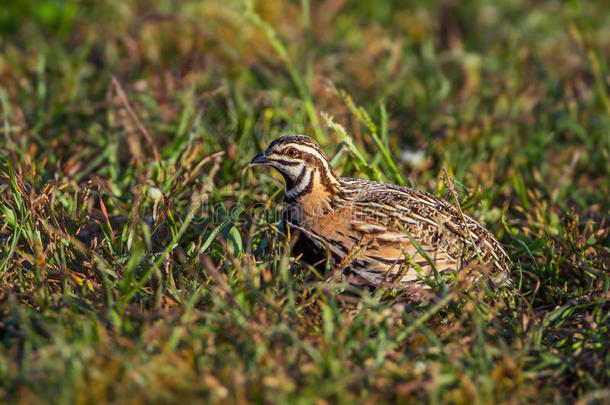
top-left (251, 135), bottom-right (512, 288)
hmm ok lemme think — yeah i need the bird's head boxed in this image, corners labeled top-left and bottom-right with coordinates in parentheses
top-left (250, 135), bottom-right (340, 198)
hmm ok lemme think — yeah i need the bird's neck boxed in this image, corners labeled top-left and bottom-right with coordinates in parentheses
top-left (284, 165), bottom-right (341, 201)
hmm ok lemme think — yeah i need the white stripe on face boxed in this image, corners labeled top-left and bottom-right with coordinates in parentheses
top-left (283, 144), bottom-right (339, 185)
top-left (270, 160), bottom-right (303, 180)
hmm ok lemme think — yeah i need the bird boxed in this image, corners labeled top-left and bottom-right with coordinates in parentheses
top-left (250, 135), bottom-right (512, 288)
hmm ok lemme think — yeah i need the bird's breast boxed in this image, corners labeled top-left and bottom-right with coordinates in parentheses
top-left (287, 194), bottom-right (353, 236)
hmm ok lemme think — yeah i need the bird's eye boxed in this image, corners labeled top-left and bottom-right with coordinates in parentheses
top-left (286, 148), bottom-right (299, 157)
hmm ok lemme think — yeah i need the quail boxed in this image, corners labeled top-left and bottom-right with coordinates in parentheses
top-left (251, 135), bottom-right (512, 288)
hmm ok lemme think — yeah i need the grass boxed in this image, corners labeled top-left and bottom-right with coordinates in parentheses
top-left (0, 0), bottom-right (609, 403)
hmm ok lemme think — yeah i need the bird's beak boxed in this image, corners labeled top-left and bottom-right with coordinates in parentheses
top-left (250, 152), bottom-right (271, 165)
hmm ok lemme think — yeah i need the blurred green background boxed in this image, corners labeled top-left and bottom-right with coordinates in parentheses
top-left (0, 0), bottom-right (609, 403)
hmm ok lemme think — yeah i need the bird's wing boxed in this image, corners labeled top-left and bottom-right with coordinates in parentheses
top-left (339, 178), bottom-right (512, 278)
